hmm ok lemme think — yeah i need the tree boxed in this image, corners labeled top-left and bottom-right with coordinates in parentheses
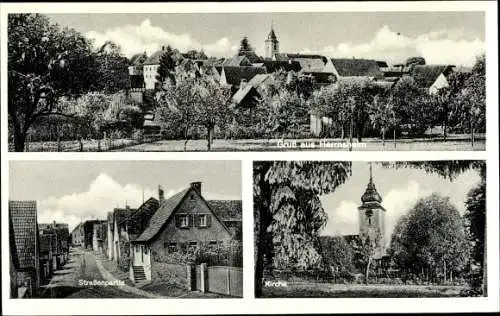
top-left (8, 14), bottom-right (97, 151)
top-left (369, 94), bottom-right (400, 147)
top-left (320, 237), bottom-right (355, 278)
top-left (389, 193), bottom-right (470, 283)
top-left (192, 76), bottom-right (232, 150)
top-left (269, 90), bottom-right (309, 138)
top-left (94, 41), bottom-right (130, 94)
top-left (406, 56), bottom-right (426, 66)
top-left (464, 179), bottom-right (486, 295)
top-left (157, 72), bottom-right (231, 150)
top-left (253, 161), bottom-right (352, 297)
top-left (156, 45), bottom-right (176, 88)
top-left (351, 232), bottom-right (382, 283)
top-left (238, 36), bottom-right (253, 55)
top-left (453, 55), bottom-right (486, 147)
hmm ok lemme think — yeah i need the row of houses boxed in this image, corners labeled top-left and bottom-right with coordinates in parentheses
top-left (71, 181), bottom-right (242, 284)
top-left (9, 201), bottom-right (70, 298)
top-left (120, 26), bottom-right (472, 138)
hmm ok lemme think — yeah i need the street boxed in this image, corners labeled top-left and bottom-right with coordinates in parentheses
top-left (40, 248), bottom-right (149, 298)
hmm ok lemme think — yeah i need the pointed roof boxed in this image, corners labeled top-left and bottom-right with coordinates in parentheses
top-left (359, 164), bottom-right (385, 211)
top-left (9, 201), bottom-right (38, 270)
top-left (267, 28), bottom-right (278, 41)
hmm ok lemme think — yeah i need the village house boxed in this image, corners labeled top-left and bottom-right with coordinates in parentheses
top-left (129, 181), bottom-right (242, 283)
top-left (9, 201), bottom-right (40, 298)
top-left (71, 219), bottom-right (105, 249)
top-left (128, 52), bottom-right (147, 89)
top-left (39, 222), bottom-right (70, 269)
top-left (409, 64), bottom-right (456, 94)
top-left (106, 206), bottom-right (135, 265)
top-left (38, 226), bottom-right (57, 283)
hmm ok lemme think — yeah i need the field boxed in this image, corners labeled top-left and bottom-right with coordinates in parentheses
top-left (15, 133), bottom-right (485, 152)
top-left (260, 282), bottom-right (467, 298)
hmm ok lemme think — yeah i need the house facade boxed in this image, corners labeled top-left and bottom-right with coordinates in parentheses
top-left (130, 182), bottom-right (241, 282)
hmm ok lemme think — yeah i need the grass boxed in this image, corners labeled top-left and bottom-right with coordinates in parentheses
top-left (260, 282), bottom-right (468, 298)
top-left (116, 134), bottom-right (485, 152)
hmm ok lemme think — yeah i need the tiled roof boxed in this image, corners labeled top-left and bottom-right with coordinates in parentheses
top-left (9, 201), bottom-right (38, 270)
top-left (409, 65), bottom-right (454, 88)
top-left (295, 58), bottom-right (326, 72)
top-left (134, 189), bottom-right (190, 242)
top-left (222, 66), bottom-right (267, 86)
top-left (232, 74), bottom-right (272, 104)
top-left (261, 60), bottom-right (302, 73)
top-left (221, 55), bottom-right (253, 67)
top-left (331, 58), bottom-right (383, 78)
top-left (127, 197), bottom-right (160, 238)
top-left (207, 200), bottom-right (242, 222)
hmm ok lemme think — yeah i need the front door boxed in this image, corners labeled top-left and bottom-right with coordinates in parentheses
top-left (133, 245), bottom-right (143, 265)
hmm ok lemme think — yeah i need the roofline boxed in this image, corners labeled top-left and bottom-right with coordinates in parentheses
top-left (133, 187), bottom-right (234, 243)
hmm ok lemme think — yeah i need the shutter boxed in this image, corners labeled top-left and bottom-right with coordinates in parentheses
top-left (175, 214), bottom-right (180, 228)
top-left (206, 214), bottom-right (212, 227)
top-left (190, 214), bottom-right (196, 227)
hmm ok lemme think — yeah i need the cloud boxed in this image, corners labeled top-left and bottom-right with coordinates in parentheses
top-left (38, 173), bottom-right (157, 231)
top-left (321, 200), bottom-right (359, 236)
top-left (86, 18), bottom-right (238, 58)
top-left (317, 25), bottom-right (484, 66)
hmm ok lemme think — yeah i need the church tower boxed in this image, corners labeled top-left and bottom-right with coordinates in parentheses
top-left (358, 163), bottom-right (386, 259)
top-left (264, 24), bottom-right (279, 59)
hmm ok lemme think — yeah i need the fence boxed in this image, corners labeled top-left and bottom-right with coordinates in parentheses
top-left (190, 263), bottom-right (242, 297)
top-left (19, 134), bottom-right (162, 152)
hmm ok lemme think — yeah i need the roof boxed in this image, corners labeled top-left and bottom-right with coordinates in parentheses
top-left (144, 50), bottom-right (164, 65)
top-left (220, 55), bottom-right (253, 67)
top-left (207, 200), bottom-right (242, 222)
top-left (127, 197), bottom-right (160, 238)
top-left (267, 28), bottom-right (278, 41)
top-left (130, 53), bottom-right (147, 66)
top-left (331, 58), bottom-right (383, 78)
top-left (232, 74), bottom-right (272, 104)
top-left (115, 207), bottom-right (135, 226)
top-left (9, 201), bottom-right (38, 270)
top-left (134, 189), bottom-right (190, 242)
top-left (261, 60), bottom-right (302, 73)
top-left (221, 66), bottom-right (267, 86)
top-left (409, 65), bottom-right (455, 88)
top-left (295, 58), bottom-right (326, 72)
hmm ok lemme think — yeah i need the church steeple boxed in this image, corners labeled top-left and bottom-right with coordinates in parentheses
top-left (264, 23), bottom-right (279, 59)
top-left (358, 162), bottom-right (387, 259)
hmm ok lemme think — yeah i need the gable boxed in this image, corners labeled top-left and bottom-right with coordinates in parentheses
top-left (154, 190), bottom-right (233, 243)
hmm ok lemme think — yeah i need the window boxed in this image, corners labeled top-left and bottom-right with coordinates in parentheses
top-left (167, 242), bottom-right (177, 252)
top-left (179, 214), bottom-right (189, 228)
top-left (198, 214), bottom-right (207, 227)
top-left (188, 241), bottom-right (198, 250)
top-left (209, 240), bottom-right (218, 246)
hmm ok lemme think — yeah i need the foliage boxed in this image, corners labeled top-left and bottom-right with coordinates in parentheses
top-left (153, 242), bottom-right (243, 267)
top-left (184, 49), bottom-right (208, 60)
top-left (94, 41), bottom-right (130, 93)
top-left (157, 71), bottom-right (231, 150)
top-left (8, 13), bottom-right (97, 151)
top-left (351, 232), bottom-right (383, 283)
top-left (156, 45), bottom-right (176, 88)
top-left (405, 56), bottom-right (426, 66)
top-left (391, 76), bottom-right (438, 136)
top-left (368, 94), bottom-right (401, 145)
top-left (255, 162), bottom-right (352, 269)
top-left (389, 193), bottom-right (470, 282)
top-left (320, 237), bottom-right (355, 274)
top-left (269, 90), bottom-right (309, 137)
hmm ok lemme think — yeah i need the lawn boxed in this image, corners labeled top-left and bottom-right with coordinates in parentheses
top-left (260, 282), bottom-right (468, 298)
top-left (14, 133), bottom-right (485, 152)
top-left (116, 134), bottom-right (485, 152)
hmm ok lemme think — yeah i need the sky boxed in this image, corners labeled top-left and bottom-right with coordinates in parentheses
top-left (319, 162), bottom-right (482, 247)
top-left (9, 161), bottom-right (241, 231)
top-left (45, 12), bottom-right (485, 66)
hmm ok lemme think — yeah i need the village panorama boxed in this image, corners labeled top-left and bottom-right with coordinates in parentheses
top-left (9, 161), bottom-right (243, 298)
top-left (8, 13), bottom-right (486, 152)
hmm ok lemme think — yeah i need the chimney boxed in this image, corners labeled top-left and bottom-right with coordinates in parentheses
top-left (190, 181), bottom-right (202, 196)
top-left (240, 78), bottom-right (248, 90)
top-left (162, 45), bottom-right (165, 51)
top-left (158, 185), bottom-right (165, 202)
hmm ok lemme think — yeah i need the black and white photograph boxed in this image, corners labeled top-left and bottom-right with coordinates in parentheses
top-left (253, 160), bottom-right (486, 298)
top-left (7, 11), bottom-right (486, 152)
top-left (9, 160), bottom-right (243, 298)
